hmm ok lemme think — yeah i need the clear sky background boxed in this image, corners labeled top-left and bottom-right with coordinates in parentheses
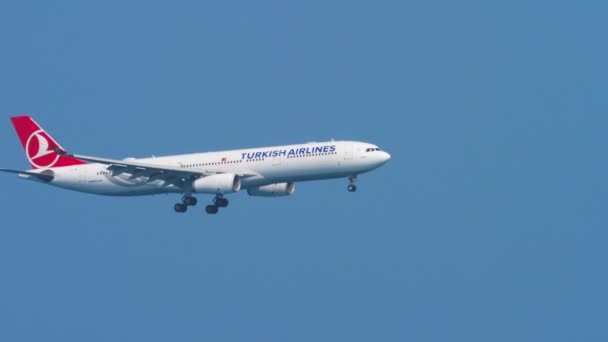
top-left (0, 1), bottom-right (606, 341)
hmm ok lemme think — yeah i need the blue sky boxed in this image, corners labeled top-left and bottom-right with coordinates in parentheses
top-left (0, 1), bottom-right (606, 341)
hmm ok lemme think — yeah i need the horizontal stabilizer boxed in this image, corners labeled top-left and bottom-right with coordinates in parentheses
top-left (0, 168), bottom-right (54, 182)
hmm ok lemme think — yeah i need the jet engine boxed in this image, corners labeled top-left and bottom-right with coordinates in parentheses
top-left (193, 174), bottom-right (241, 194)
top-left (247, 182), bottom-right (295, 197)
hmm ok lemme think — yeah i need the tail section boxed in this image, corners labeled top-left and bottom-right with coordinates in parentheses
top-left (10, 115), bottom-right (86, 169)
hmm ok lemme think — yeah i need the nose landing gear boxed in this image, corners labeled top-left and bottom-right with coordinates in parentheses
top-left (347, 176), bottom-right (357, 192)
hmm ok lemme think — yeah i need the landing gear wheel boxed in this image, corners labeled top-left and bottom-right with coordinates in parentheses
top-left (347, 175), bottom-right (358, 192)
top-left (214, 198), bottom-right (229, 208)
top-left (206, 205), bottom-right (219, 214)
top-left (183, 196), bottom-right (198, 206)
top-left (174, 203), bottom-right (188, 213)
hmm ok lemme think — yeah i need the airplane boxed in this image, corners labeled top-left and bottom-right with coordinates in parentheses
top-left (1, 115), bottom-right (391, 214)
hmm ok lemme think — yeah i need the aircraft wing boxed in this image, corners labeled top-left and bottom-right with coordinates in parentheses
top-left (65, 153), bottom-right (260, 180)
top-left (69, 153), bottom-right (204, 177)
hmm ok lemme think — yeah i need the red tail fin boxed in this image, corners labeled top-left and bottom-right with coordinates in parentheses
top-left (10, 115), bottom-right (86, 169)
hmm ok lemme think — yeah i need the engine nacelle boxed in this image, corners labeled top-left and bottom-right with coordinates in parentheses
top-left (193, 174), bottom-right (241, 194)
top-left (247, 182), bottom-right (296, 197)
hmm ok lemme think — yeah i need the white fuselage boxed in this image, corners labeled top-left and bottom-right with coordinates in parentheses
top-left (23, 141), bottom-right (391, 196)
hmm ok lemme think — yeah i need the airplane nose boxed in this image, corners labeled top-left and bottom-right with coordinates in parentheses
top-left (382, 151), bottom-right (391, 163)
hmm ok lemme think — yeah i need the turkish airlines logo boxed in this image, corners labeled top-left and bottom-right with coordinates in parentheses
top-left (25, 130), bottom-right (60, 168)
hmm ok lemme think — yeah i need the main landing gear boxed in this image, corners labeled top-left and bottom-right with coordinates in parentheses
top-left (174, 194), bottom-right (229, 214)
top-left (206, 195), bottom-right (229, 215)
top-left (174, 194), bottom-right (198, 213)
top-left (174, 203), bottom-right (187, 213)
top-left (347, 176), bottom-right (357, 192)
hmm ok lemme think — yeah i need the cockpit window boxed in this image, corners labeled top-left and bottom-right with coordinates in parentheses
top-left (366, 147), bottom-right (382, 152)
